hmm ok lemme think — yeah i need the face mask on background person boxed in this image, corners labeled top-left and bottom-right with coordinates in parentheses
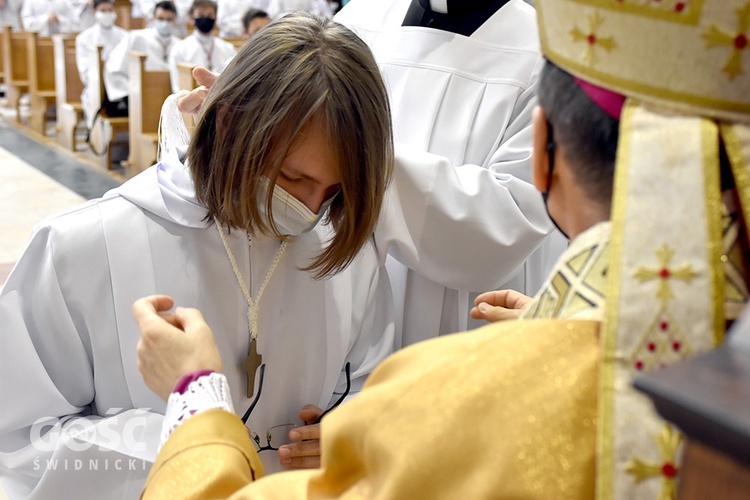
top-left (95, 11), bottom-right (117, 28)
top-left (155, 20), bottom-right (173, 37)
top-left (194, 17), bottom-right (215, 34)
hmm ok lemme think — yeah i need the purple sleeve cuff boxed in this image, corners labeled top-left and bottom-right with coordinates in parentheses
top-left (173, 370), bottom-right (216, 395)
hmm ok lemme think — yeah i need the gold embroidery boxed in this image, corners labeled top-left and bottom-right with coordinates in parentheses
top-left (571, 0), bottom-right (704, 24)
top-left (524, 225), bottom-right (609, 321)
top-left (702, 3), bottom-right (750, 80)
top-left (624, 425), bottom-right (682, 500)
top-left (633, 244), bottom-right (698, 304)
top-left (570, 12), bottom-right (616, 65)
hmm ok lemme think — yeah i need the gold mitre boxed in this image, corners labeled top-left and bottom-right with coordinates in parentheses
top-left (534, 2), bottom-right (750, 499)
top-left (536, 0), bottom-right (750, 123)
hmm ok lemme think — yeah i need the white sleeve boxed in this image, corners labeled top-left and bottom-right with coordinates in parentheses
top-left (103, 36), bottom-right (132, 101)
top-left (0, 225), bottom-right (160, 499)
top-left (374, 141), bottom-right (552, 293)
top-left (139, 0), bottom-right (158, 19)
top-left (74, 33), bottom-right (89, 87)
top-left (329, 248), bottom-right (395, 406)
top-left (373, 56), bottom-right (553, 293)
top-left (21, 2), bottom-right (49, 32)
top-left (56, 1), bottom-right (88, 33)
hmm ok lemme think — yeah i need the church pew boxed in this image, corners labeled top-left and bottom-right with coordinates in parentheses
top-left (53, 35), bottom-right (84, 151)
top-left (1, 25), bottom-right (28, 119)
top-left (0, 27), bottom-right (5, 86)
top-left (128, 51), bottom-right (172, 174)
top-left (176, 61), bottom-right (198, 129)
top-left (115, 0), bottom-right (147, 30)
top-left (226, 37), bottom-right (246, 50)
top-left (26, 31), bottom-right (57, 136)
top-left (88, 45), bottom-right (130, 169)
top-left (176, 61), bottom-right (198, 91)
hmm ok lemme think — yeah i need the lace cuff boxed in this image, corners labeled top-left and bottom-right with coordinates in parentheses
top-left (160, 372), bottom-right (236, 446)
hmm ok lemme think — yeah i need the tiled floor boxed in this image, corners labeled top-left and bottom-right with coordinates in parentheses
top-left (0, 121), bottom-right (121, 286)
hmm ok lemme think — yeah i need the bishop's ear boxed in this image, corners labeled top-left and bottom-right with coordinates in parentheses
top-left (531, 106), bottom-right (551, 194)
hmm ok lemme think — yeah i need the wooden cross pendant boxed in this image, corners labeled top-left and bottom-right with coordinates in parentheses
top-left (243, 338), bottom-right (263, 398)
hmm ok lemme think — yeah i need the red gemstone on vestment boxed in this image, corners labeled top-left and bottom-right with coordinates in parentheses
top-left (661, 463), bottom-right (678, 478)
top-left (674, 2), bottom-right (685, 11)
top-left (648, 342), bottom-right (656, 352)
top-left (586, 33), bottom-right (596, 44)
top-left (672, 341), bottom-right (681, 351)
top-left (735, 34), bottom-right (748, 50)
top-left (659, 268), bottom-right (671, 278)
top-left (659, 321), bottom-right (669, 331)
top-left (635, 360), bottom-right (644, 370)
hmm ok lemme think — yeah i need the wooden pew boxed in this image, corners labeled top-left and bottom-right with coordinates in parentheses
top-left (1, 25), bottom-right (28, 119)
top-left (26, 31), bottom-right (56, 136)
top-left (115, 0), bottom-right (147, 30)
top-left (176, 61), bottom-right (198, 129)
top-left (53, 35), bottom-right (84, 151)
top-left (226, 37), bottom-right (246, 50)
top-left (176, 62), bottom-right (198, 91)
top-left (0, 27), bottom-right (4, 86)
top-left (88, 45), bottom-right (129, 169)
top-left (128, 51), bottom-right (172, 173)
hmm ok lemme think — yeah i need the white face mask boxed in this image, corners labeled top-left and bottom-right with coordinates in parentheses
top-left (154, 20), bottom-right (173, 37)
top-left (95, 11), bottom-right (117, 28)
top-left (258, 178), bottom-right (336, 236)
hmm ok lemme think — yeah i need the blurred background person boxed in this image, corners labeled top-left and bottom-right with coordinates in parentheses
top-left (0, 0), bottom-right (23, 31)
top-left (76, 0), bottom-right (127, 128)
top-left (21, 0), bottom-right (94, 35)
top-left (241, 8), bottom-right (269, 37)
top-left (105, 1), bottom-right (181, 103)
top-left (168, 0), bottom-right (236, 92)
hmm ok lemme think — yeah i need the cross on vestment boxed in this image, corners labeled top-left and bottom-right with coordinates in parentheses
top-left (243, 338), bottom-right (262, 398)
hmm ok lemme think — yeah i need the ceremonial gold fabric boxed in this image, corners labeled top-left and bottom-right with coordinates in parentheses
top-left (143, 319), bottom-right (600, 499)
top-left (535, 0), bottom-right (750, 122)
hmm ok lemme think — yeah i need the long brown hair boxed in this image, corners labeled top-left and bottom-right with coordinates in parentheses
top-left (189, 13), bottom-right (393, 278)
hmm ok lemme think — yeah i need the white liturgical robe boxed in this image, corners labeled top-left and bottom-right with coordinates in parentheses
top-left (0, 0), bottom-right (22, 31)
top-left (104, 29), bottom-right (181, 101)
top-left (76, 23), bottom-right (128, 125)
top-left (0, 156), bottom-right (394, 498)
top-left (266, 0), bottom-right (333, 20)
top-left (216, 0), bottom-right (256, 38)
top-left (168, 32), bottom-right (237, 93)
top-left (336, 0), bottom-right (565, 347)
top-left (21, 0), bottom-right (93, 36)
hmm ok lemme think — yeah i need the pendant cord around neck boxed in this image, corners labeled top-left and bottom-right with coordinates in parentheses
top-left (215, 220), bottom-right (288, 341)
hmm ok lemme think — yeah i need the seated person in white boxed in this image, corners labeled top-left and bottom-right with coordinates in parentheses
top-left (76, 0), bottom-right (128, 127)
top-left (104, 1), bottom-right (182, 102)
top-left (242, 8), bottom-right (270, 37)
top-left (21, 0), bottom-right (94, 35)
top-left (168, 0), bottom-right (237, 93)
top-left (0, 0), bottom-right (23, 31)
top-left (215, 0), bottom-right (273, 38)
top-left (217, 0), bottom-right (255, 38)
top-left (266, 0), bottom-right (333, 19)
top-left (139, 0), bottom-right (194, 37)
